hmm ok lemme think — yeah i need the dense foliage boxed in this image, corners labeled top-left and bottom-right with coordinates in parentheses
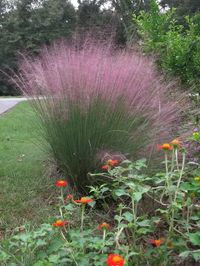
top-left (160, 0), bottom-right (200, 18)
top-left (0, 0), bottom-right (170, 96)
top-left (1, 139), bottom-right (200, 265)
top-left (0, 0), bottom-right (77, 95)
top-left (2, 0), bottom-right (200, 95)
top-left (135, 0), bottom-right (200, 91)
top-left (0, 0), bottom-right (122, 95)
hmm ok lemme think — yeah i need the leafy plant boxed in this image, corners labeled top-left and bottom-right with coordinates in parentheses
top-left (1, 137), bottom-right (200, 265)
top-left (135, 0), bottom-right (200, 91)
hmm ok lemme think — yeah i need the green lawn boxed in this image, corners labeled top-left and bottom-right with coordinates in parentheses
top-left (0, 102), bottom-right (55, 236)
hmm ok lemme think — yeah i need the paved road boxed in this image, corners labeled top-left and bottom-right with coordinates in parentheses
top-left (0, 97), bottom-right (27, 115)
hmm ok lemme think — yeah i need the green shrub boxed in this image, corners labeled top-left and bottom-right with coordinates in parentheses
top-left (135, 0), bottom-right (200, 91)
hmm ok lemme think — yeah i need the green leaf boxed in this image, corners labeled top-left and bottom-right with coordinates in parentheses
top-left (137, 228), bottom-right (152, 234)
top-left (137, 219), bottom-right (151, 227)
top-left (127, 251), bottom-right (139, 257)
top-left (48, 239), bottom-right (63, 253)
top-left (13, 233), bottom-right (31, 242)
top-left (114, 215), bottom-right (123, 223)
top-left (134, 192), bottom-right (143, 202)
top-left (114, 189), bottom-right (128, 197)
top-left (36, 239), bottom-right (47, 247)
top-left (133, 187), bottom-right (149, 202)
top-left (171, 202), bottom-right (182, 210)
top-left (156, 208), bottom-right (168, 214)
top-left (123, 212), bottom-right (134, 222)
top-left (64, 204), bottom-right (75, 211)
top-left (0, 250), bottom-right (10, 261)
top-left (33, 261), bottom-right (52, 266)
top-left (193, 250), bottom-right (200, 262)
top-left (48, 254), bottom-right (61, 263)
top-left (101, 187), bottom-right (109, 193)
top-left (179, 250), bottom-right (191, 259)
top-left (191, 216), bottom-right (200, 221)
top-left (188, 233), bottom-right (200, 246)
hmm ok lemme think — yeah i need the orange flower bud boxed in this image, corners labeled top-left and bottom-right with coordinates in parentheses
top-left (74, 197), bottom-right (93, 204)
top-left (107, 254), bottom-right (124, 266)
top-left (52, 220), bottom-right (69, 227)
top-left (55, 180), bottom-right (68, 187)
top-left (98, 222), bottom-right (110, 230)
top-left (107, 159), bottom-right (119, 167)
top-left (157, 143), bottom-right (172, 151)
top-left (66, 194), bottom-right (73, 199)
top-left (102, 165), bottom-right (109, 171)
top-left (149, 238), bottom-right (165, 247)
top-left (171, 138), bottom-right (181, 148)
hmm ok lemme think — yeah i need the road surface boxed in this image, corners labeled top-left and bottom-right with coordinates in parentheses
top-left (0, 97), bottom-right (27, 115)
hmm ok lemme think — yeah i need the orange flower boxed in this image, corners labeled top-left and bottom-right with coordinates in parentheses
top-left (55, 180), bottom-right (68, 187)
top-left (102, 165), bottom-right (109, 171)
top-left (102, 159), bottom-right (119, 171)
top-left (149, 238), bottom-right (165, 247)
top-left (107, 254), bottom-right (125, 266)
top-left (52, 219), bottom-right (69, 227)
top-left (98, 222), bottom-right (110, 230)
top-left (74, 197), bottom-right (93, 204)
top-left (66, 194), bottom-right (73, 199)
top-left (171, 138), bottom-right (181, 148)
top-left (157, 143), bottom-right (172, 151)
top-left (107, 159), bottom-right (119, 166)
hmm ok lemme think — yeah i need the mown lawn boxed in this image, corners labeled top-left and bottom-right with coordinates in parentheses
top-left (0, 102), bottom-right (55, 236)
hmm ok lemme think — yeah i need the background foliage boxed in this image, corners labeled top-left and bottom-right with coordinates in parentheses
top-left (135, 0), bottom-right (200, 91)
top-left (0, 0), bottom-right (155, 95)
top-left (2, 0), bottom-right (200, 95)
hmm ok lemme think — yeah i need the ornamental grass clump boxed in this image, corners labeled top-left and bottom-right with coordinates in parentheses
top-left (16, 40), bottom-right (183, 192)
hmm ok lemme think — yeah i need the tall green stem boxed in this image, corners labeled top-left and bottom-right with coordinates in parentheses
top-left (103, 229), bottom-right (106, 242)
top-left (170, 149), bottom-right (175, 172)
top-left (131, 197), bottom-right (137, 246)
top-left (101, 229), bottom-right (106, 253)
top-left (169, 152), bottom-right (185, 236)
top-left (61, 187), bottom-right (64, 204)
top-left (81, 204), bottom-right (85, 232)
top-left (164, 152), bottom-right (171, 200)
top-left (164, 152), bottom-right (169, 176)
top-left (175, 149), bottom-right (180, 171)
top-left (59, 187), bottom-right (64, 218)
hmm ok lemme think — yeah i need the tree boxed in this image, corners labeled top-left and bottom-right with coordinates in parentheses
top-left (77, 1), bottom-right (115, 30)
top-left (0, 0), bottom-right (76, 95)
top-left (160, 0), bottom-right (200, 16)
top-left (110, 0), bottom-right (151, 42)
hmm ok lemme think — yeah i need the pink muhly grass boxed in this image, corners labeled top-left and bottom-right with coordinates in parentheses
top-left (14, 40), bottom-right (185, 192)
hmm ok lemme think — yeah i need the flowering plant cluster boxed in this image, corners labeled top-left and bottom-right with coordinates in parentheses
top-left (1, 136), bottom-right (200, 265)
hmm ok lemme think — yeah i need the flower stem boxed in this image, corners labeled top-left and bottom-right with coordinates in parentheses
top-left (59, 187), bottom-right (64, 218)
top-left (131, 197), bottom-right (137, 246)
top-left (61, 187), bottom-right (64, 204)
top-left (81, 204), bottom-right (85, 232)
top-left (164, 152), bottom-right (169, 176)
top-left (164, 152), bottom-right (171, 199)
top-left (170, 149), bottom-right (175, 172)
top-left (103, 229), bottom-right (106, 242)
top-left (175, 149), bottom-right (180, 171)
top-left (169, 152), bottom-right (185, 236)
top-left (101, 229), bottom-right (106, 253)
